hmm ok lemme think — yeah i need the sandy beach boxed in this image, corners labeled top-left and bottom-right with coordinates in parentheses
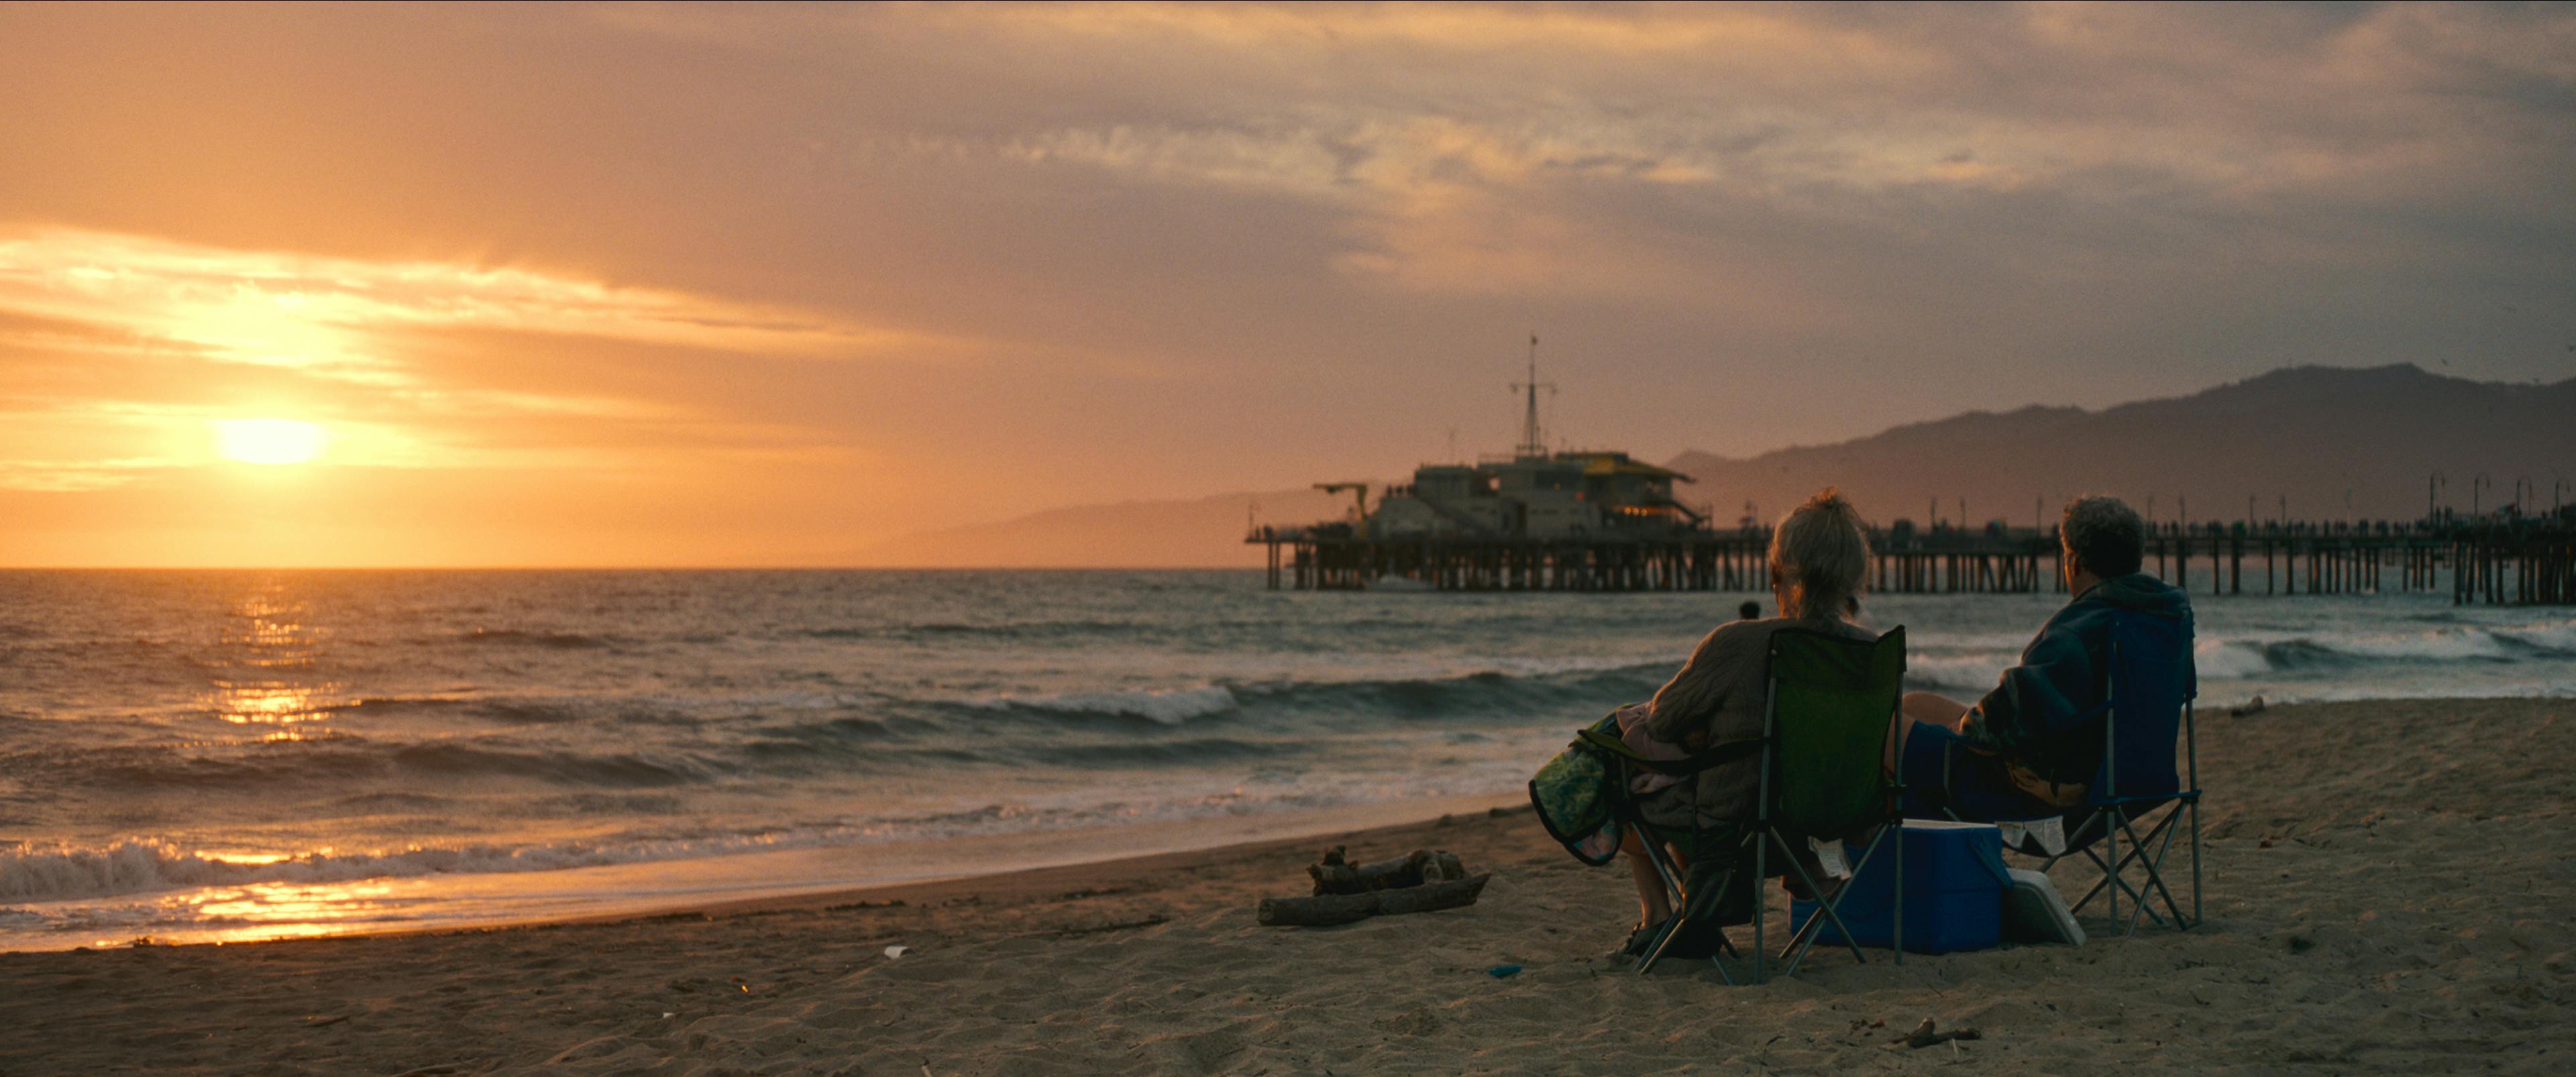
top-left (5, 696), bottom-right (2569, 1075)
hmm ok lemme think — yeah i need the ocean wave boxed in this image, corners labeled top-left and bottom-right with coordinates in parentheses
top-left (328, 695), bottom-right (476, 714)
top-left (0, 839), bottom-right (643, 903)
top-left (2188, 622), bottom-right (2555, 678)
top-left (797, 617), bottom-right (1244, 643)
top-left (2494, 620), bottom-right (2576, 657)
top-left (943, 661), bottom-right (1680, 730)
top-left (453, 628), bottom-right (612, 650)
top-left (0, 826), bottom-right (890, 905)
top-left (1897, 622), bottom-right (2550, 691)
top-left (1231, 661), bottom-right (1677, 716)
top-left (9, 736), bottom-right (724, 794)
top-left (1904, 655), bottom-right (2013, 692)
top-left (1016, 736), bottom-right (1287, 767)
top-left (2193, 640), bottom-right (2271, 679)
top-left (388, 742), bottom-right (721, 786)
top-left (2304, 626), bottom-right (2514, 663)
top-left (13, 741), bottom-right (392, 790)
top-left (965, 685), bottom-right (1242, 726)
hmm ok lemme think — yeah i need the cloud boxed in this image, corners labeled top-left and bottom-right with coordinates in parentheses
top-left (0, 229), bottom-right (949, 488)
top-left (0, 3), bottom-right (2569, 563)
top-left (0, 229), bottom-right (945, 378)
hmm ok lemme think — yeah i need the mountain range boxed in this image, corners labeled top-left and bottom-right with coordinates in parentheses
top-left (857, 365), bottom-right (2576, 567)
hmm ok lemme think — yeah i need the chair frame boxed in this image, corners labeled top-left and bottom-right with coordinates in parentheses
top-left (1613, 800), bottom-right (1742, 984)
top-left (2035, 637), bottom-right (2204, 934)
top-left (1932, 632), bottom-right (2204, 936)
top-left (1631, 630), bottom-right (1908, 981)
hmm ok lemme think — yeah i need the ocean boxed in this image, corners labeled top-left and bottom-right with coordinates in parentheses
top-left (3, 569), bottom-right (2569, 952)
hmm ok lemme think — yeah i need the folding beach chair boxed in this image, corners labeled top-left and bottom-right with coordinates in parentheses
top-left (1608, 627), bottom-right (1909, 981)
top-left (1908, 610), bottom-right (2202, 935)
top-left (2057, 610), bottom-right (2203, 933)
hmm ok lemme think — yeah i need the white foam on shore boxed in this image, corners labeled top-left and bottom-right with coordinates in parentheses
top-left (0, 791), bottom-right (1523, 953)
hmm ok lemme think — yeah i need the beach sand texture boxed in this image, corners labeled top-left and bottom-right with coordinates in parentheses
top-left (4, 697), bottom-right (2569, 1074)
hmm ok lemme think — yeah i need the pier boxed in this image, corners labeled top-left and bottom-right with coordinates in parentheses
top-left (1249, 513), bottom-right (2576, 605)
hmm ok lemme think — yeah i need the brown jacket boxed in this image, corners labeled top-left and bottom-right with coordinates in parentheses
top-left (1635, 614), bottom-right (1874, 832)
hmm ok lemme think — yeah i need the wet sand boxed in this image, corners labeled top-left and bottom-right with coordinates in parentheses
top-left (3, 697), bottom-right (2570, 1074)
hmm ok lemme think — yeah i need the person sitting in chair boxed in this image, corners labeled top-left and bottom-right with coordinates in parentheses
top-left (1613, 489), bottom-right (1876, 946)
top-left (1893, 495), bottom-right (2192, 820)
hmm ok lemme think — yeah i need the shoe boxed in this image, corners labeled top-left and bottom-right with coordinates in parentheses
top-left (1624, 915), bottom-right (1727, 960)
top-left (1781, 874), bottom-right (1845, 903)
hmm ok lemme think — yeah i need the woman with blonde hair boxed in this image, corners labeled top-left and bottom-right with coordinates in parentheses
top-left (1610, 488), bottom-right (1877, 950)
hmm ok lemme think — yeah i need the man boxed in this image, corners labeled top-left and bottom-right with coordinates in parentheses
top-left (1894, 495), bottom-right (2192, 818)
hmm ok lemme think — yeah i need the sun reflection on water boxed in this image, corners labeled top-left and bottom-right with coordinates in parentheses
top-left (203, 584), bottom-right (350, 726)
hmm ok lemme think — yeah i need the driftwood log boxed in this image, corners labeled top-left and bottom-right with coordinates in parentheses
top-left (1307, 846), bottom-right (1469, 895)
top-left (1258, 874), bottom-right (1491, 927)
top-left (1888, 1019), bottom-right (1982, 1050)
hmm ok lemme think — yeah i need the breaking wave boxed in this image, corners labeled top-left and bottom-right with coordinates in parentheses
top-left (964, 685), bottom-right (1243, 726)
top-left (0, 838), bottom-right (669, 904)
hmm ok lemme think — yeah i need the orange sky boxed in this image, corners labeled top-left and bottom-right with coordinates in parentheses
top-left (1, 3), bottom-right (2571, 566)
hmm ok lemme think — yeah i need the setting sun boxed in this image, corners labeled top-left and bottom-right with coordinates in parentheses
top-left (214, 418), bottom-right (327, 465)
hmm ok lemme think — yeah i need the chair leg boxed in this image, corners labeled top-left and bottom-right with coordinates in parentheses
top-left (2108, 816), bottom-right (2118, 929)
top-left (1635, 838), bottom-right (1750, 978)
top-left (2188, 797), bottom-right (2204, 929)
top-left (1637, 865), bottom-right (1750, 977)
top-left (1629, 834), bottom-right (1690, 974)
top-left (2117, 808), bottom-right (2190, 935)
top-left (1778, 830), bottom-right (1882, 978)
top-left (1752, 828), bottom-right (1768, 984)
top-left (1634, 880), bottom-right (1704, 975)
top-left (2068, 809), bottom-right (2160, 921)
top-left (1892, 816), bottom-right (1904, 966)
top-left (2041, 811), bottom-right (2110, 875)
top-left (2068, 805), bottom-right (2195, 934)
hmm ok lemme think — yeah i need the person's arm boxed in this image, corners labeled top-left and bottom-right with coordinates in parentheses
top-left (1644, 625), bottom-right (1739, 747)
top-left (1962, 611), bottom-right (2099, 758)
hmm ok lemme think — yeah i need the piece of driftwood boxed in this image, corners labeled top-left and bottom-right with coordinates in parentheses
top-left (1258, 874), bottom-right (1491, 927)
top-left (1888, 1018), bottom-right (1982, 1050)
top-left (1307, 846), bottom-right (1469, 895)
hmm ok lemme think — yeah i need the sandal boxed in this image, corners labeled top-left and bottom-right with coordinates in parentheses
top-left (1621, 919), bottom-right (1669, 957)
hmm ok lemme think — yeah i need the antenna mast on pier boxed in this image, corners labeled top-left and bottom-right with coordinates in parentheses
top-left (1511, 332), bottom-right (1556, 459)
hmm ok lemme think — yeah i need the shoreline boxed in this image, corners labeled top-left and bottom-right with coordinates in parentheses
top-left (6, 696), bottom-right (2570, 1074)
top-left (2, 791), bottom-right (1529, 954)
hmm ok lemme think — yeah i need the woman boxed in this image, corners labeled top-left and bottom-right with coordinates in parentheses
top-left (1614, 488), bottom-right (1876, 944)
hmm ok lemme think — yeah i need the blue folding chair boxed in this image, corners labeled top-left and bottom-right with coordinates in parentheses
top-left (2063, 610), bottom-right (2203, 933)
top-left (1907, 610), bottom-right (2202, 935)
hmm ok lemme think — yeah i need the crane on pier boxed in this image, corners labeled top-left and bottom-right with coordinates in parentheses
top-left (1314, 482), bottom-right (1371, 530)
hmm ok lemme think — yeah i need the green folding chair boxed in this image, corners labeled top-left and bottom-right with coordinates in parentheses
top-left (1634, 626), bottom-right (1910, 980)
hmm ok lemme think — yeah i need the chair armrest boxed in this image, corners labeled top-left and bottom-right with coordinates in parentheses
top-left (1577, 727), bottom-right (1764, 777)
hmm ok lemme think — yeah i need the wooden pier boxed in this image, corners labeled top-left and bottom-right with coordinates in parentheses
top-left (1248, 513), bottom-right (2576, 605)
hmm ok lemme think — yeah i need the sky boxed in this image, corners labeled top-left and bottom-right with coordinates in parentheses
top-left (2, 2), bottom-right (2571, 566)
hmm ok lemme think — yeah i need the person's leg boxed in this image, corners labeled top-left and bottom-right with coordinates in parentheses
top-left (1620, 828), bottom-right (1674, 927)
top-left (1888, 691), bottom-right (1970, 773)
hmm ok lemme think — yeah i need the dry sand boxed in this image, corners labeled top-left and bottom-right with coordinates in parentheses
top-left (4, 697), bottom-right (2570, 1074)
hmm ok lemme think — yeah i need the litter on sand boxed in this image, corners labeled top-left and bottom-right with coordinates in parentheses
top-left (884, 944), bottom-right (911, 958)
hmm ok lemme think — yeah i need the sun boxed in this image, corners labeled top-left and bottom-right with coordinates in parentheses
top-left (214, 418), bottom-right (329, 465)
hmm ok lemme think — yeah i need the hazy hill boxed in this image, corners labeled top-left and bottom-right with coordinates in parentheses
top-left (1666, 365), bottom-right (2576, 529)
top-left (857, 487), bottom-right (1350, 568)
top-left (860, 365), bottom-right (2575, 567)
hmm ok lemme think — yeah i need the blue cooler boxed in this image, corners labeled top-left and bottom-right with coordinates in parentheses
top-left (1788, 819), bottom-right (2008, 954)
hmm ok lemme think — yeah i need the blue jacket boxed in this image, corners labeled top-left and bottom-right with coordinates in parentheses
top-left (1964, 573), bottom-right (2194, 786)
